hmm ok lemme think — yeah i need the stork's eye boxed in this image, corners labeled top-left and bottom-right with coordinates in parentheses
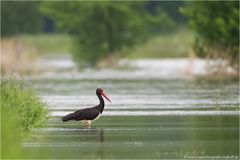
top-left (97, 88), bottom-right (103, 93)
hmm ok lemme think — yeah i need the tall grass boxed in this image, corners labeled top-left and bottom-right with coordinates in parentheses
top-left (1, 79), bottom-right (49, 158)
top-left (20, 34), bottom-right (73, 55)
top-left (1, 79), bottom-right (49, 132)
top-left (123, 28), bottom-right (194, 59)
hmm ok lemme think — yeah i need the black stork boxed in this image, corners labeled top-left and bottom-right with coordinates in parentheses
top-left (62, 88), bottom-right (111, 127)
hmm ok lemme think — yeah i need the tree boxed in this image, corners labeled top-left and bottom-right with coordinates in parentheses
top-left (145, 1), bottom-right (186, 24)
top-left (1, 1), bottom-right (42, 37)
top-left (181, 1), bottom-right (239, 66)
top-left (41, 1), bottom-right (174, 66)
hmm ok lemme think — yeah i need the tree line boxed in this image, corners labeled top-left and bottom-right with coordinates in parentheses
top-left (1, 1), bottom-right (239, 67)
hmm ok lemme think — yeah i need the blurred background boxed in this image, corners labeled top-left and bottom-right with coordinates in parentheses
top-left (1, 1), bottom-right (239, 159)
top-left (1, 1), bottom-right (238, 78)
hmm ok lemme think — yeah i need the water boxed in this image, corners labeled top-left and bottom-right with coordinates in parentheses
top-left (21, 78), bottom-right (239, 159)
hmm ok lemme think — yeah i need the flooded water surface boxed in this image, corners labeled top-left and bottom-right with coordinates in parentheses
top-left (22, 78), bottom-right (239, 159)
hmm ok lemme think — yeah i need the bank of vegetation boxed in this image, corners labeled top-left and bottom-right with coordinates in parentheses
top-left (1, 79), bottom-right (49, 158)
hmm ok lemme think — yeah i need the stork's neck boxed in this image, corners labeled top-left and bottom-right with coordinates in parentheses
top-left (96, 93), bottom-right (105, 113)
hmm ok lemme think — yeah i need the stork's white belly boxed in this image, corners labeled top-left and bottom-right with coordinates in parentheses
top-left (92, 112), bottom-right (101, 121)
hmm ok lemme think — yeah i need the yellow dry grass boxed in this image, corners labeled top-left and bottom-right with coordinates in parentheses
top-left (1, 37), bottom-right (38, 75)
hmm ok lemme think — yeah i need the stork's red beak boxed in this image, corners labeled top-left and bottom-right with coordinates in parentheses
top-left (101, 92), bottom-right (111, 103)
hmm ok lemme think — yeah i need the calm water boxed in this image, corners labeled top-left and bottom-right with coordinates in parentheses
top-left (22, 78), bottom-right (239, 159)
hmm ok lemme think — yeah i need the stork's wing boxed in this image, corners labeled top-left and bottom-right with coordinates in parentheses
top-left (73, 107), bottom-right (99, 121)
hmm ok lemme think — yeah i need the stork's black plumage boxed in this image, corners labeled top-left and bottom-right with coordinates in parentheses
top-left (62, 88), bottom-right (111, 126)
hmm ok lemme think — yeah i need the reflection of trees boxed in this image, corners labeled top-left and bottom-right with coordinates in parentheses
top-left (180, 116), bottom-right (239, 157)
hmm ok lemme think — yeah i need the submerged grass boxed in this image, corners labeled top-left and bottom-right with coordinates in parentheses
top-left (1, 79), bottom-right (49, 158)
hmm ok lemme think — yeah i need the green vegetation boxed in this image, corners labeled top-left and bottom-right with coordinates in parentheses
top-left (41, 1), bottom-right (175, 66)
top-left (1, 79), bottom-right (49, 158)
top-left (1, 106), bottom-right (22, 159)
top-left (1, 1), bottom-right (238, 77)
top-left (1, 79), bottom-right (49, 132)
top-left (21, 34), bottom-right (72, 55)
top-left (181, 1), bottom-right (239, 66)
top-left (124, 28), bottom-right (193, 59)
top-left (6, 29), bottom-right (192, 59)
top-left (1, 1), bottom-right (42, 37)
top-left (1, 1), bottom-right (238, 70)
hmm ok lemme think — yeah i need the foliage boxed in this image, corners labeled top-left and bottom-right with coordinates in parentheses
top-left (1, 79), bottom-right (49, 158)
top-left (145, 1), bottom-right (186, 23)
top-left (181, 1), bottom-right (239, 65)
top-left (1, 79), bottom-right (49, 133)
top-left (1, 106), bottom-right (22, 159)
top-left (40, 1), bottom-right (175, 66)
top-left (1, 1), bottom-right (42, 37)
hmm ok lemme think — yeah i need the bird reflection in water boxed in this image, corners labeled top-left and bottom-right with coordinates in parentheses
top-left (75, 128), bottom-right (106, 158)
top-left (75, 128), bottom-right (104, 143)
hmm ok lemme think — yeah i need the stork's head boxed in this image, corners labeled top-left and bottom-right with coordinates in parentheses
top-left (96, 88), bottom-right (111, 103)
